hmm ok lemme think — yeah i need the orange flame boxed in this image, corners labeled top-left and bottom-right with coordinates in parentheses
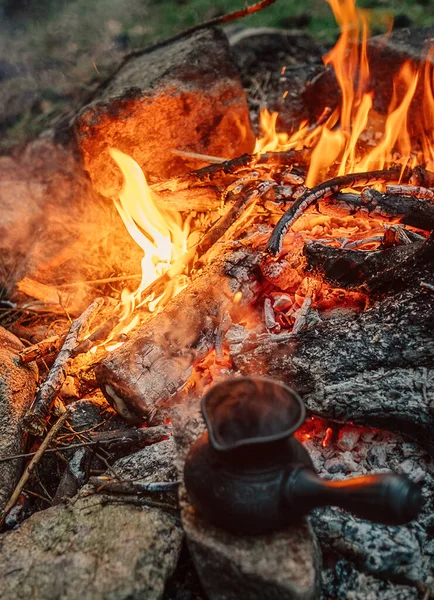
top-left (255, 0), bottom-right (434, 181)
top-left (107, 149), bottom-right (189, 344)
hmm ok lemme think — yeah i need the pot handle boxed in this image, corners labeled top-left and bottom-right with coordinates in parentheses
top-left (284, 467), bottom-right (422, 525)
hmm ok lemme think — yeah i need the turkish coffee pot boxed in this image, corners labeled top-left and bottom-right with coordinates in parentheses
top-left (184, 377), bottom-right (422, 535)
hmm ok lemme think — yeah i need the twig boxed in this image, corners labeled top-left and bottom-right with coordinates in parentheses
top-left (0, 425), bottom-right (171, 464)
top-left (386, 184), bottom-right (434, 199)
top-left (128, 0), bottom-right (277, 57)
top-left (0, 407), bottom-right (72, 528)
top-left (19, 334), bottom-right (65, 364)
top-left (88, 477), bottom-right (178, 495)
top-left (265, 167), bottom-right (409, 256)
top-left (71, 313), bottom-right (121, 357)
top-left (171, 149), bottom-right (227, 164)
top-left (23, 298), bottom-right (104, 436)
top-left (151, 149), bottom-right (305, 195)
top-left (421, 281), bottom-right (434, 292)
top-left (58, 274), bottom-right (142, 288)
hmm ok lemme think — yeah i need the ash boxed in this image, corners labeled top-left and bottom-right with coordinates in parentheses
top-left (298, 418), bottom-right (434, 598)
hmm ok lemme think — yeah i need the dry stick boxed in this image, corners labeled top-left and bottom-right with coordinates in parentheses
top-left (88, 478), bottom-right (178, 495)
top-left (0, 425), bottom-right (171, 464)
top-left (126, 0), bottom-right (277, 59)
top-left (386, 184), bottom-right (434, 199)
top-left (171, 149), bottom-right (227, 164)
top-left (19, 334), bottom-right (65, 364)
top-left (265, 166), bottom-right (409, 256)
top-left (0, 407), bottom-right (72, 528)
top-left (151, 149), bottom-right (305, 194)
top-left (71, 313), bottom-right (122, 357)
top-left (23, 298), bottom-right (104, 436)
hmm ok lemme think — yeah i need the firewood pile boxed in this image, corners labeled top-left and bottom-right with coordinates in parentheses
top-left (0, 1), bottom-right (433, 599)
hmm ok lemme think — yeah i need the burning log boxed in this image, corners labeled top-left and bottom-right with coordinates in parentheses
top-left (302, 234), bottom-right (431, 291)
top-left (266, 167), bottom-right (408, 256)
top-left (232, 241), bottom-right (434, 451)
top-left (74, 28), bottom-right (255, 197)
top-left (96, 249), bottom-right (261, 424)
top-left (23, 298), bottom-right (104, 436)
top-left (0, 327), bottom-right (38, 514)
top-left (325, 189), bottom-right (434, 232)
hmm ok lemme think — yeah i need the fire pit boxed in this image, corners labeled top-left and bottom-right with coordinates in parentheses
top-left (0, 0), bottom-right (433, 598)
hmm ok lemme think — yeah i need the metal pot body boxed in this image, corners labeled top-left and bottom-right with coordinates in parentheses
top-left (184, 432), bottom-right (313, 535)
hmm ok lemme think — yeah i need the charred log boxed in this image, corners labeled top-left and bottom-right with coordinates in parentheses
top-left (231, 280), bottom-right (434, 451)
top-left (96, 250), bottom-right (261, 424)
top-left (303, 233), bottom-right (433, 291)
top-left (326, 189), bottom-right (434, 231)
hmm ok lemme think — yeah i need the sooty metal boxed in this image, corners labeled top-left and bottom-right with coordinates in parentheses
top-left (184, 377), bottom-right (422, 535)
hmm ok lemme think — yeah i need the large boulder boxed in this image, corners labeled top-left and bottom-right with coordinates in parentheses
top-left (74, 27), bottom-right (256, 197)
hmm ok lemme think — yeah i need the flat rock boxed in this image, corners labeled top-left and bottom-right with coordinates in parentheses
top-left (172, 397), bottom-right (321, 600)
top-left (0, 327), bottom-right (38, 512)
top-left (74, 28), bottom-right (255, 196)
top-left (0, 438), bottom-right (183, 600)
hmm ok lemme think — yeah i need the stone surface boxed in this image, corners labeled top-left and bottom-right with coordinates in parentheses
top-left (0, 439), bottom-right (183, 600)
top-left (74, 28), bottom-right (255, 196)
top-left (172, 397), bottom-right (321, 600)
top-left (0, 326), bottom-right (38, 512)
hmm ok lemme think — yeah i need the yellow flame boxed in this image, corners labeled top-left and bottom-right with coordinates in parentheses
top-left (254, 0), bottom-right (434, 181)
top-left (108, 148), bottom-right (189, 336)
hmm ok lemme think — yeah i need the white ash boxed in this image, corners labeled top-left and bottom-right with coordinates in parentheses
top-left (300, 418), bottom-right (434, 597)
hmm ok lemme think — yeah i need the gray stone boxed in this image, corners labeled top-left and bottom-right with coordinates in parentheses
top-left (0, 494), bottom-right (182, 600)
top-left (74, 28), bottom-right (255, 197)
top-left (172, 397), bottom-right (321, 600)
top-left (0, 438), bottom-right (183, 600)
top-left (0, 327), bottom-right (38, 512)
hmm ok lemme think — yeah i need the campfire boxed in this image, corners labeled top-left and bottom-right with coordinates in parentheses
top-left (0, 0), bottom-right (433, 598)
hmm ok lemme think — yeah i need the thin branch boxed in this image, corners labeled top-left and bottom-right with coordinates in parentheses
top-left (0, 407), bottom-right (72, 528)
top-left (265, 167), bottom-right (409, 256)
top-left (130, 0), bottom-right (278, 57)
top-left (23, 298), bottom-right (104, 436)
top-left (0, 426), bottom-right (171, 464)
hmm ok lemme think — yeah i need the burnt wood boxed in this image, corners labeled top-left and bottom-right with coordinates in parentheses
top-left (96, 249), bottom-right (262, 424)
top-left (231, 236), bottom-right (434, 451)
